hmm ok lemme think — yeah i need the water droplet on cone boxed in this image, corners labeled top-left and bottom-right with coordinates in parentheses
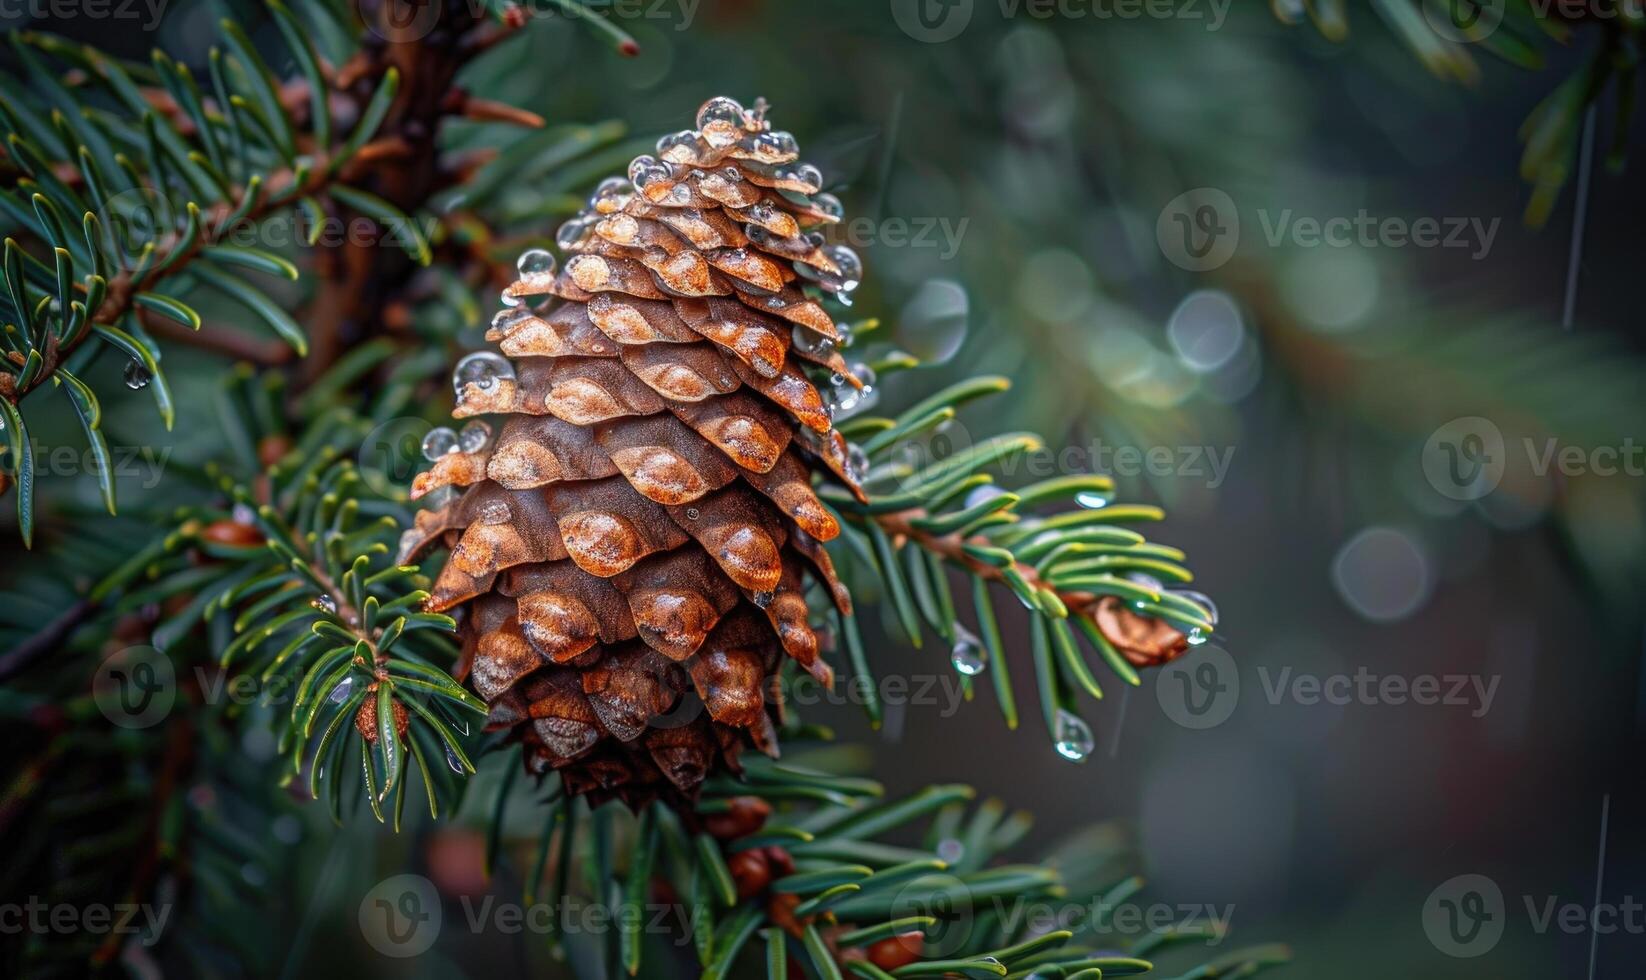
top-left (421, 427), bottom-right (459, 461)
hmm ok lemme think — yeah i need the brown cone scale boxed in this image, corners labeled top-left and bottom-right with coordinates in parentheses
top-left (404, 97), bottom-right (867, 809)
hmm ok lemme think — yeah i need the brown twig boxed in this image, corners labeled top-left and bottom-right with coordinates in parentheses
top-left (5, 135), bottom-right (404, 409)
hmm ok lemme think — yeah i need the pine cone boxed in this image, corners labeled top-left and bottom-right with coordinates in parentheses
top-left (403, 97), bottom-right (867, 808)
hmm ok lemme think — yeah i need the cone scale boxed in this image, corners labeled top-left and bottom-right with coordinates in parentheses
top-left (403, 97), bottom-right (868, 807)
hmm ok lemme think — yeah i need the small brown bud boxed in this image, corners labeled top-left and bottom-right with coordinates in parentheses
top-left (703, 795), bottom-right (771, 841)
top-left (867, 932), bottom-right (924, 971)
top-left (764, 846), bottom-right (795, 878)
top-left (201, 519), bottom-right (263, 548)
top-left (355, 689), bottom-right (410, 742)
top-left (766, 892), bottom-right (804, 936)
top-left (258, 435), bottom-right (293, 468)
top-left (728, 847), bottom-right (772, 901)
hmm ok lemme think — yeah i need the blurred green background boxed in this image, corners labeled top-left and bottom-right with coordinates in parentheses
top-left (5, 0), bottom-right (1646, 976)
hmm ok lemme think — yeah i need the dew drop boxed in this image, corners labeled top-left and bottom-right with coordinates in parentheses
top-left (685, 507), bottom-right (701, 521)
top-left (825, 374), bottom-right (864, 416)
top-left (459, 420), bottom-right (493, 454)
top-left (452, 351), bottom-right (515, 397)
top-left (1171, 589), bottom-right (1219, 645)
top-left (964, 484), bottom-right (1006, 510)
top-left (846, 443), bottom-right (869, 483)
top-left (754, 130), bottom-right (797, 159)
top-left (1053, 709), bottom-right (1094, 762)
top-left (696, 96), bottom-right (747, 147)
top-left (1127, 572), bottom-right (1164, 593)
top-left (516, 248), bottom-right (557, 285)
top-left (124, 361), bottom-right (152, 390)
top-left (628, 154), bottom-right (672, 190)
top-left (750, 590), bottom-right (774, 609)
top-left (950, 626), bottom-right (987, 676)
top-left (396, 528), bottom-right (421, 565)
top-left (791, 325), bottom-right (835, 357)
top-left (557, 216), bottom-right (590, 251)
top-left (500, 290), bottom-right (522, 308)
top-left (421, 426), bottom-right (459, 461)
top-left (444, 741), bottom-right (465, 774)
top-left (232, 502), bottom-right (258, 525)
top-left (1075, 490), bottom-right (1109, 509)
top-left (656, 129), bottom-right (699, 163)
top-left (936, 838), bottom-right (965, 863)
top-left (811, 192), bottom-right (844, 221)
top-left (1171, 589), bottom-right (1219, 625)
top-left (491, 307), bottom-right (533, 333)
top-left (327, 673), bottom-right (354, 703)
top-left (311, 593), bottom-right (338, 615)
top-left (479, 500), bottom-right (512, 525)
top-left (589, 176), bottom-right (629, 209)
top-left (825, 245), bottom-right (862, 292)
